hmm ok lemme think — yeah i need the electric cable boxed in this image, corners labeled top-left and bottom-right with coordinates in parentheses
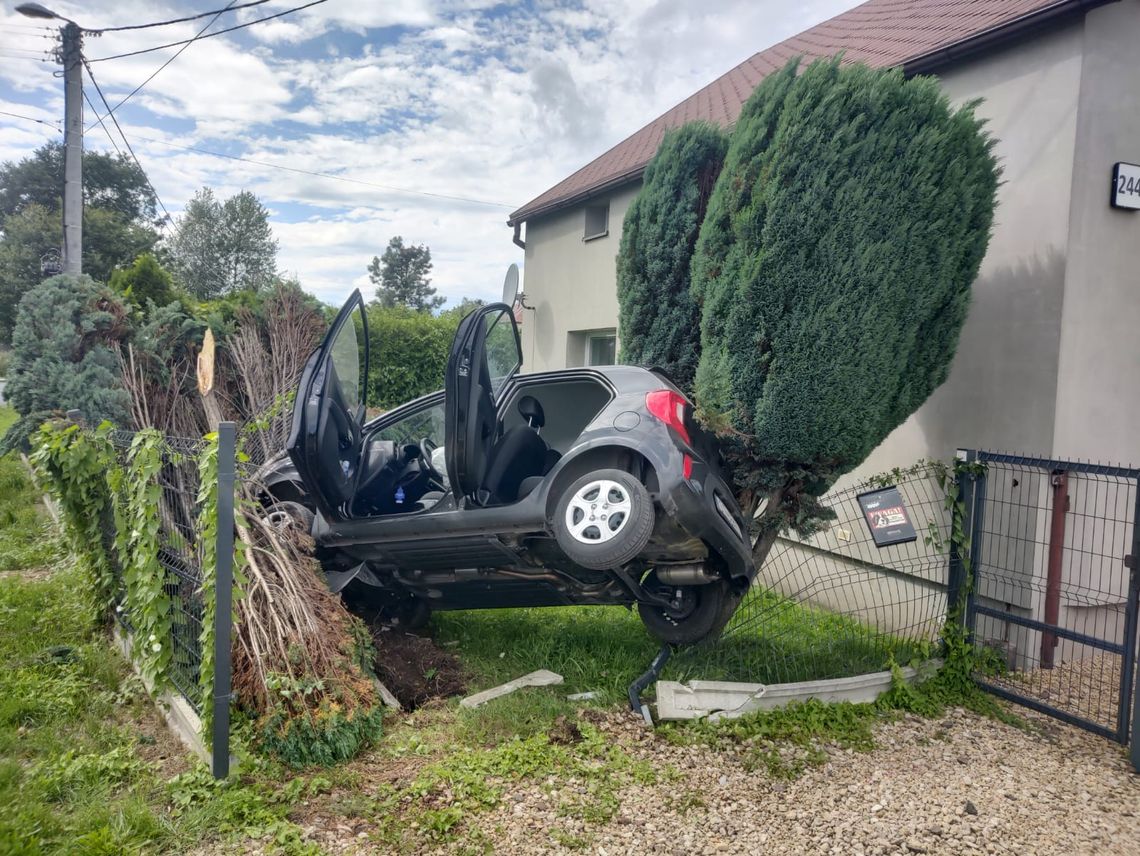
top-left (0, 109), bottom-right (61, 130)
top-left (91, 0), bottom-right (273, 32)
top-left (88, 0), bottom-right (329, 62)
top-left (83, 89), bottom-right (124, 156)
top-left (83, 60), bottom-right (173, 229)
top-left (85, 0), bottom-right (241, 131)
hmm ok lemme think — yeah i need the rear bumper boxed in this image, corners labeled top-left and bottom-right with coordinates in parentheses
top-left (658, 456), bottom-right (755, 582)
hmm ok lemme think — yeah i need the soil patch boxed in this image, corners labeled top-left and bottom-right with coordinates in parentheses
top-left (369, 625), bottom-right (467, 709)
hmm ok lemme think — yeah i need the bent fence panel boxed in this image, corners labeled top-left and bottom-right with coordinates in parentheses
top-left (669, 463), bottom-right (953, 687)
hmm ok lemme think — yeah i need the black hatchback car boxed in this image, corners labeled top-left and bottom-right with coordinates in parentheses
top-left (259, 292), bottom-right (755, 644)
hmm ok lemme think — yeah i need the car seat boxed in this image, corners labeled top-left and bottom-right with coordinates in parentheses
top-left (478, 395), bottom-right (555, 504)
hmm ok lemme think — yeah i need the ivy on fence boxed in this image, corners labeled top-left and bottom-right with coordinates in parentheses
top-left (31, 422), bottom-right (118, 612)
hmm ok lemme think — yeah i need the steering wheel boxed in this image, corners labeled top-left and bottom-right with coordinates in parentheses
top-left (418, 437), bottom-right (447, 488)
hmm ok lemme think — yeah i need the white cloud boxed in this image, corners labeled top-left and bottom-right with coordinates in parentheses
top-left (0, 0), bottom-right (863, 310)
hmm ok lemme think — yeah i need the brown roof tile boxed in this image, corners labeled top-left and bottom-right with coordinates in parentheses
top-left (510, 0), bottom-right (1089, 224)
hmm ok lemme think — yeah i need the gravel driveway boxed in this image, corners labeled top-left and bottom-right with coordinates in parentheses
top-left (466, 706), bottom-right (1139, 855)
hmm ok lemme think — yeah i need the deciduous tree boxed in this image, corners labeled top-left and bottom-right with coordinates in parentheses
top-left (0, 144), bottom-right (160, 342)
top-left (166, 188), bottom-right (279, 298)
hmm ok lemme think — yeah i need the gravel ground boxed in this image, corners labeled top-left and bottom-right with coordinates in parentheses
top-left (461, 706), bottom-right (1140, 855)
top-left (983, 654), bottom-right (1130, 734)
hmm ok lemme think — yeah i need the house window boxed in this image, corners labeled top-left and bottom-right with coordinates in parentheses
top-left (584, 202), bottom-right (609, 241)
top-left (586, 330), bottom-right (616, 366)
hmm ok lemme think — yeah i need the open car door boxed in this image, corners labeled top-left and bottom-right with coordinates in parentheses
top-left (287, 290), bottom-right (369, 519)
top-left (444, 303), bottom-right (522, 504)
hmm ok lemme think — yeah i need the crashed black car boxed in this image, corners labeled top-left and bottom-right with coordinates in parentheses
top-left (258, 292), bottom-right (755, 644)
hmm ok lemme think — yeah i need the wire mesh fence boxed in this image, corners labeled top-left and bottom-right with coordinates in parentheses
top-left (669, 462), bottom-right (953, 685)
top-left (965, 452), bottom-right (1140, 743)
top-left (107, 430), bottom-right (208, 714)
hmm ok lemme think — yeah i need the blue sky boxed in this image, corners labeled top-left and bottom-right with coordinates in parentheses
top-left (0, 0), bottom-right (857, 307)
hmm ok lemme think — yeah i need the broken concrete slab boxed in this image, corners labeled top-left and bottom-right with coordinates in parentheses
top-left (567, 690), bottom-right (600, 701)
top-left (655, 660), bottom-right (940, 721)
top-left (459, 669), bottom-right (564, 709)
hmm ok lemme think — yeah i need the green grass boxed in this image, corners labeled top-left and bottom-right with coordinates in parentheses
top-left (0, 432), bottom-right (324, 856)
top-left (0, 408), bottom-right (59, 572)
top-left (434, 605), bottom-right (658, 740)
top-left (431, 583), bottom-right (930, 743)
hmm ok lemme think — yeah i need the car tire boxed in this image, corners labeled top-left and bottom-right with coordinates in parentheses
top-left (636, 572), bottom-right (741, 646)
top-left (261, 500), bottom-right (315, 536)
top-left (553, 468), bottom-right (654, 570)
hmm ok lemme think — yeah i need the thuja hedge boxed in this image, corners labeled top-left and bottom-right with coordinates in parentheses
top-left (619, 57), bottom-right (999, 537)
top-left (617, 121), bottom-right (728, 392)
top-left (695, 58), bottom-right (998, 498)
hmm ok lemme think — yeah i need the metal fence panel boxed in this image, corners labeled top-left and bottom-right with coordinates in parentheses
top-left (965, 450), bottom-right (1140, 745)
top-left (669, 463), bottom-right (953, 685)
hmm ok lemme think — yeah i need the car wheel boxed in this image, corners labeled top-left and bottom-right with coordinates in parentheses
top-left (553, 468), bottom-right (654, 570)
top-left (636, 571), bottom-right (741, 646)
top-left (261, 500), bottom-right (315, 536)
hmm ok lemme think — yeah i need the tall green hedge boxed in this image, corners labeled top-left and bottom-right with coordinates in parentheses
top-left (691, 58), bottom-right (999, 522)
top-left (366, 304), bottom-right (459, 410)
top-left (617, 122), bottom-right (727, 391)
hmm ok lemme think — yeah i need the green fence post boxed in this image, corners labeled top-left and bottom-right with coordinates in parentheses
top-left (212, 422), bottom-right (236, 779)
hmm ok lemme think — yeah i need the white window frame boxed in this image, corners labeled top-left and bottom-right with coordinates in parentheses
top-left (585, 329), bottom-right (617, 366)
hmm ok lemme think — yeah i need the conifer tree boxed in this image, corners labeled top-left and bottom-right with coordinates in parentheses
top-left (617, 122), bottom-right (727, 392)
top-left (692, 57), bottom-right (999, 547)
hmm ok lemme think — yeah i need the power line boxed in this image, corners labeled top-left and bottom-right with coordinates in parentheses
top-left (82, 89), bottom-right (124, 156)
top-left (0, 53), bottom-right (51, 62)
top-left (88, 0), bottom-right (329, 62)
top-left (83, 60), bottom-right (173, 229)
top-left (85, 0), bottom-right (241, 131)
top-left (90, 0), bottom-right (272, 32)
top-left (0, 109), bottom-right (61, 130)
top-left (114, 131), bottom-right (516, 209)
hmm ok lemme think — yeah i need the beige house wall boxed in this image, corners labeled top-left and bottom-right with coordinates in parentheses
top-left (519, 184), bottom-right (640, 373)
top-left (1051, 1), bottom-right (1140, 466)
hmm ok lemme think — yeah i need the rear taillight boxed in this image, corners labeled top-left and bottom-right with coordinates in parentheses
top-left (645, 389), bottom-right (692, 446)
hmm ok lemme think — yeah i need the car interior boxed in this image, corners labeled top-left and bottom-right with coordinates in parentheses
top-left (349, 376), bottom-right (614, 518)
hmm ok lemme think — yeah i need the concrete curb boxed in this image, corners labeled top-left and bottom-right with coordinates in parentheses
top-left (655, 659), bottom-right (942, 721)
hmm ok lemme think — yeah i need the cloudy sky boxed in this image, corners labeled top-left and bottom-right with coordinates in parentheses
top-left (0, 0), bottom-right (858, 308)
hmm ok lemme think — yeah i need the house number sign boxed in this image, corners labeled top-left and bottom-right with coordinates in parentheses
top-left (1112, 162), bottom-right (1140, 210)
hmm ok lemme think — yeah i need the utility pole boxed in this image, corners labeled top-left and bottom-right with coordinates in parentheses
top-left (17, 4), bottom-right (83, 275)
top-left (60, 22), bottom-right (83, 276)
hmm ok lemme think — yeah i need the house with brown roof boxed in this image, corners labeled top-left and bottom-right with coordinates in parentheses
top-left (508, 0), bottom-right (1140, 474)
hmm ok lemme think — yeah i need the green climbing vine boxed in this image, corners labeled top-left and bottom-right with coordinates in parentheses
top-left (31, 421), bottom-right (119, 613)
top-left (118, 430), bottom-right (174, 688)
top-left (35, 424), bottom-right (176, 690)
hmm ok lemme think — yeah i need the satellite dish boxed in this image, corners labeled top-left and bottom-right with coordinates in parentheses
top-left (501, 263), bottom-right (520, 306)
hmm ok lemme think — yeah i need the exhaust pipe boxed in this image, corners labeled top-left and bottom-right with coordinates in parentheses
top-left (654, 563), bottom-right (718, 585)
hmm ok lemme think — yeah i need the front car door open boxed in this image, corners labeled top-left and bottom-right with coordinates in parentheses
top-left (287, 290), bottom-right (369, 519)
top-left (444, 303), bottom-right (522, 503)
